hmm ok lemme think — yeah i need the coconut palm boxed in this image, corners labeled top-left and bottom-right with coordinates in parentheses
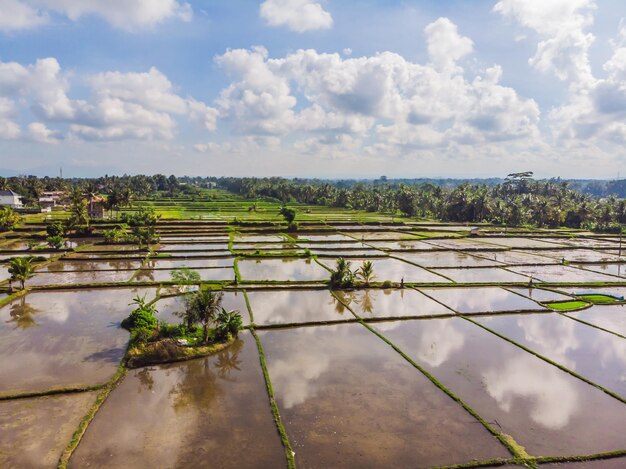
top-left (329, 257), bottom-right (355, 288)
top-left (357, 260), bottom-right (376, 286)
top-left (180, 289), bottom-right (223, 344)
top-left (8, 256), bottom-right (34, 290)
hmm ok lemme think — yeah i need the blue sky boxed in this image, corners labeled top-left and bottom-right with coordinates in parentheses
top-left (0, 0), bottom-right (625, 178)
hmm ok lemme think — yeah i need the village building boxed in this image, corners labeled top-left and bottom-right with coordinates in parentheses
top-left (0, 190), bottom-right (23, 208)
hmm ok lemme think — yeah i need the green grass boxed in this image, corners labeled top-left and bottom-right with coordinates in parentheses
top-left (546, 300), bottom-right (590, 311)
top-left (578, 294), bottom-right (622, 304)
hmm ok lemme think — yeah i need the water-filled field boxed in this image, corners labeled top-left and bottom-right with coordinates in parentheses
top-left (3, 210), bottom-right (626, 468)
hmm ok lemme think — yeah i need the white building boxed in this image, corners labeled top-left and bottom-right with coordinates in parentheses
top-left (0, 190), bottom-right (23, 208)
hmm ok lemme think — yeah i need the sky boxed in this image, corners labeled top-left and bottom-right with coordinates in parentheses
top-left (0, 0), bottom-right (625, 179)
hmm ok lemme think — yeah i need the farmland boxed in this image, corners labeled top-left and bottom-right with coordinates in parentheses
top-left (3, 190), bottom-right (626, 468)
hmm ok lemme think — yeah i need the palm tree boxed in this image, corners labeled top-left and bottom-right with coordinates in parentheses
top-left (329, 257), bottom-right (355, 288)
top-left (181, 289), bottom-right (223, 344)
top-left (8, 256), bottom-right (34, 290)
top-left (357, 260), bottom-right (376, 286)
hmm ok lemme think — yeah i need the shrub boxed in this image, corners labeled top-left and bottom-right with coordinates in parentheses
top-left (382, 280), bottom-right (392, 288)
top-left (215, 308), bottom-right (243, 340)
top-left (329, 257), bottom-right (355, 288)
top-left (46, 235), bottom-right (66, 250)
top-left (0, 207), bottom-right (20, 231)
top-left (121, 308), bottom-right (158, 331)
top-left (46, 221), bottom-right (66, 237)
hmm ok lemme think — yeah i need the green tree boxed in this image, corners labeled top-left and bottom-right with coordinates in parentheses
top-left (178, 289), bottom-right (224, 344)
top-left (8, 256), bottom-right (34, 290)
top-left (0, 207), bottom-right (20, 231)
top-left (357, 260), bottom-right (375, 286)
top-left (329, 257), bottom-right (355, 288)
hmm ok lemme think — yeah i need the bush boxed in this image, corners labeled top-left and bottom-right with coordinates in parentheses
top-left (46, 221), bottom-right (66, 237)
top-left (132, 327), bottom-right (158, 344)
top-left (382, 280), bottom-right (392, 288)
top-left (46, 235), bottom-right (66, 250)
top-left (121, 308), bottom-right (158, 331)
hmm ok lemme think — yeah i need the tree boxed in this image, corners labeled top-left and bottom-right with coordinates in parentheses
top-left (279, 205), bottom-right (297, 230)
top-left (357, 260), bottom-right (375, 286)
top-left (178, 289), bottom-right (224, 344)
top-left (329, 258), bottom-right (355, 288)
top-left (0, 207), bottom-right (20, 231)
top-left (8, 256), bottom-right (34, 290)
top-left (46, 235), bottom-right (66, 250)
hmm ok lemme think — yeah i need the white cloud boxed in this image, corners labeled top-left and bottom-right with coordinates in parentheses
top-left (0, 0), bottom-right (47, 31)
top-left (494, 0), bottom-right (596, 86)
top-left (0, 0), bottom-right (192, 31)
top-left (424, 17), bottom-right (473, 72)
top-left (260, 0), bottom-right (332, 32)
top-left (27, 122), bottom-right (61, 143)
top-left (213, 19), bottom-right (540, 153)
top-left (0, 97), bottom-right (20, 139)
top-left (0, 58), bottom-right (217, 142)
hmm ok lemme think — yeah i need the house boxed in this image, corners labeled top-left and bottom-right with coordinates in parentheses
top-left (0, 190), bottom-right (23, 208)
top-left (87, 195), bottom-right (106, 219)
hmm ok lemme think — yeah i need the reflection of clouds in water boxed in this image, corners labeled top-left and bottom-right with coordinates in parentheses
top-left (268, 353), bottom-right (330, 409)
top-left (264, 324), bottom-right (363, 409)
top-left (590, 333), bottom-right (626, 384)
top-left (483, 354), bottom-right (579, 430)
top-left (248, 291), bottom-right (340, 324)
top-left (517, 316), bottom-right (579, 370)
top-left (430, 288), bottom-right (534, 313)
top-left (239, 259), bottom-right (328, 281)
top-left (414, 320), bottom-right (464, 367)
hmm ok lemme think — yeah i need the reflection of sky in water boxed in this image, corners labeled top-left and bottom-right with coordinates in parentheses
top-left (238, 259), bottom-right (329, 281)
top-left (479, 313), bottom-right (626, 396)
top-left (246, 290), bottom-right (344, 325)
top-left (421, 287), bottom-right (542, 313)
top-left (336, 288), bottom-right (451, 318)
top-left (482, 353), bottom-right (578, 430)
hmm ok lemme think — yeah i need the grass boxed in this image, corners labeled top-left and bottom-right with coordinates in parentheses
top-left (546, 300), bottom-right (591, 311)
top-left (578, 293), bottom-right (623, 304)
top-left (251, 329), bottom-right (295, 469)
top-left (125, 336), bottom-right (235, 368)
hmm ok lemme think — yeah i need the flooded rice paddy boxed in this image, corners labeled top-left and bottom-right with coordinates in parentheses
top-left (3, 224), bottom-right (626, 467)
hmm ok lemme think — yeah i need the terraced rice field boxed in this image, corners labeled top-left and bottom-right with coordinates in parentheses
top-left (3, 194), bottom-right (626, 467)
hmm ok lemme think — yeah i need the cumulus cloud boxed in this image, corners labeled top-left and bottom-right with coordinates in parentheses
top-left (27, 122), bottom-right (61, 143)
top-left (0, 58), bottom-right (217, 142)
top-left (494, 0), bottom-right (596, 86)
top-left (260, 0), bottom-right (332, 32)
top-left (213, 18), bottom-right (540, 154)
top-left (0, 0), bottom-right (192, 31)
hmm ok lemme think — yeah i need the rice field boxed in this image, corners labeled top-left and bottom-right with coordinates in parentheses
top-left (3, 192), bottom-right (626, 468)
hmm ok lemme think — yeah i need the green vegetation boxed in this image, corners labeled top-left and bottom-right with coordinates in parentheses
top-left (8, 256), bottom-right (34, 290)
top-left (170, 267), bottom-right (201, 288)
top-left (0, 206), bottom-right (21, 231)
top-left (357, 260), bottom-right (375, 286)
top-left (329, 257), bottom-right (356, 288)
top-left (546, 300), bottom-right (590, 311)
top-left (46, 235), bottom-right (66, 250)
top-left (578, 294), bottom-right (623, 304)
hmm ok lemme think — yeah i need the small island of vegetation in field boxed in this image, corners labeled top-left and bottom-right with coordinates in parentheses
top-left (121, 287), bottom-right (243, 368)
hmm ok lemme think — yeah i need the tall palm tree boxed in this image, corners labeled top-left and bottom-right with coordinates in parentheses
top-left (8, 256), bottom-right (34, 290)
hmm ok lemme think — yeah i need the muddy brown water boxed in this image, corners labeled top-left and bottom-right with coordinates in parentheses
top-left (258, 323), bottom-right (510, 468)
top-left (28, 270), bottom-right (135, 286)
top-left (0, 392), bottom-right (97, 468)
top-left (0, 288), bottom-right (154, 394)
top-left (70, 332), bottom-right (285, 468)
top-left (379, 317), bottom-right (626, 456)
